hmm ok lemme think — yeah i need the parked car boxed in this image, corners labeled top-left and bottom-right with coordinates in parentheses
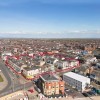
top-left (28, 89), bottom-right (34, 93)
top-left (65, 88), bottom-right (70, 92)
top-left (91, 90), bottom-right (97, 95)
top-left (82, 93), bottom-right (88, 97)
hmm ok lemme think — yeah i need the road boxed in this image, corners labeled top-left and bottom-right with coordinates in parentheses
top-left (0, 60), bottom-right (33, 97)
top-left (0, 60), bottom-right (12, 94)
top-left (0, 59), bottom-right (80, 97)
top-left (65, 84), bottom-right (84, 98)
top-left (0, 82), bottom-right (33, 97)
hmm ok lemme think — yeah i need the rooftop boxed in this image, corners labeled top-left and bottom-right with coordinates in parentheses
top-left (41, 73), bottom-right (59, 82)
top-left (24, 66), bottom-right (40, 71)
top-left (63, 72), bottom-right (90, 83)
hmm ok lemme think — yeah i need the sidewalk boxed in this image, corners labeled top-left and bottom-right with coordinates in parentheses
top-left (32, 95), bottom-right (100, 100)
top-left (72, 96), bottom-right (100, 100)
top-left (0, 71), bottom-right (8, 91)
top-left (0, 90), bottom-right (27, 100)
top-left (25, 85), bottom-right (38, 100)
top-left (18, 74), bottom-right (31, 85)
top-left (38, 96), bottom-right (100, 100)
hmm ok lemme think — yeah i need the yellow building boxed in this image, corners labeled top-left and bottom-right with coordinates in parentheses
top-left (22, 66), bottom-right (41, 79)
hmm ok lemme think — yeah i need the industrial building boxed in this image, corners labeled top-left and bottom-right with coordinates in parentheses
top-left (63, 72), bottom-right (90, 92)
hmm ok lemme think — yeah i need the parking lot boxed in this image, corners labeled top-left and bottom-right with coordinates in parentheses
top-left (65, 84), bottom-right (84, 98)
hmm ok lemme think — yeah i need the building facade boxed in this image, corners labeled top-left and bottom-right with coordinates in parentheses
top-left (63, 72), bottom-right (90, 92)
top-left (38, 74), bottom-right (65, 96)
top-left (22, 66), bottom-right (41, 79)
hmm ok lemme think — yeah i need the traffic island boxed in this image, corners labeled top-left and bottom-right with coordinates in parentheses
top-left (0, 75), bottom-right (3, 82)
top-left (0, 72), bottom-right (8, 91)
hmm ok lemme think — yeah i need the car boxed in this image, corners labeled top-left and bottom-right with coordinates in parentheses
top-left (98, 66), bottom-right (100, 68)
top-left (98, 81), bottom-right (100, 85)
top-left (91, 90), bottom-right (97, 95)
top-left (65, 88), bottom-right (70, 92)
top-left (34, 86), bottom-right (41, 93)
top-left (87, 91), bottom-right (95, 96)
top-left (28, 89), bottom-right (34, 93)
top-left (82, 93), bottom-right (88, 97)
top-left (95, 80), bottom-right (100, 85)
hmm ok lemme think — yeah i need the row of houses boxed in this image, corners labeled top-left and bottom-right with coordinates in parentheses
top-left (5, 55), bottom-right (79, 80)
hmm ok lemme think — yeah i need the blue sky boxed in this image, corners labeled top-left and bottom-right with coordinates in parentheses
top-left (0, 0), bottom-right (100, 38)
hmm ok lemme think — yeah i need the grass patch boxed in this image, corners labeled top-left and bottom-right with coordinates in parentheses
top-left (0, 75), bottom-right (3, 82)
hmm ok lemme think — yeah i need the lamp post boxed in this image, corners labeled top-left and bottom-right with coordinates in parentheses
top-left (12, 78), bottom-right (14, 92)
top-left (23, 80), bottom-right (26, 92)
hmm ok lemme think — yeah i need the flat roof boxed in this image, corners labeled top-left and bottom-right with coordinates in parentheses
top-left (63, 72), bottom-right (90, 82)
top-left (24, 66), bottom-right (40, 71)
top-left (41, 74), bottom-right (59, 82)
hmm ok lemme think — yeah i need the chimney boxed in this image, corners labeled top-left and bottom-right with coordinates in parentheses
top-left (49, 71), bottom-right (53, 78)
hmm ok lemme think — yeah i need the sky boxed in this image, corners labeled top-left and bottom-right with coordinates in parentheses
top-left (0, 0), bottom-right (100, 38)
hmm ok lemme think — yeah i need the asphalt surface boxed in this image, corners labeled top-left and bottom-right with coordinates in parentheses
top-left (65, 84), bottom-right (84, 98)
top-left (0, 60), bottom-right (12, 94)
top-left (0, 82), bottom-right (33, 97)
top-left (0, 60), bottom-right (33, 97)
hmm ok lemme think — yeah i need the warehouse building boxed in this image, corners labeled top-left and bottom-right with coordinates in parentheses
top-left (63, 72), bottom-right (90, 92)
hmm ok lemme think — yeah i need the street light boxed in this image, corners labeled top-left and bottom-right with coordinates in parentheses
top-left (23, 80), bottom-right (26, 92)
top-left (12, 78), bottom-right (14, 92)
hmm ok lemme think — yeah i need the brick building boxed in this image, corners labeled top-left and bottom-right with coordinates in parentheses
top-left (37, 73), bottom-right (64, 96)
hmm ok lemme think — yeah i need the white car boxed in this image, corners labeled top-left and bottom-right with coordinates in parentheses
top-left (65, 88), bottom-right (70, 92)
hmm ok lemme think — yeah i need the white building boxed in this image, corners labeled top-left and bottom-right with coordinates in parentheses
top-left (55, 61), bottom-right (69, 69)
top-left (22, 66), bottom-right (41, 79)
top-left (63, 72), bottom-right (90, 92)
top-left (69, 60), bottom-right (79, 67)
top-left (55, 60), bottom-right (79, 69)
top-left (86, 57), bottom-right (98, 65)
top-left (1, 51), bottom-right (12, 61)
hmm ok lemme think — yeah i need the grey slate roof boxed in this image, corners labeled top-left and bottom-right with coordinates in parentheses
top-left (41, 74), bottom-right (59, 82)
top-left (24, 66), bottom-right (40, 71)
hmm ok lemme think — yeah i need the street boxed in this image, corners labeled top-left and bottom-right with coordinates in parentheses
top-left (0, 60), bottom-right (33, 97)
top-left (0, 60), bottom-right (12, 94)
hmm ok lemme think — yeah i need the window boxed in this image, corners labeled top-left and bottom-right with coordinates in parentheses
top-left (60, 85), bottom-right (63, 87)
top-left (49, 86), bottom-right (51, 89)
top-left (52, 91), bottom-right (55, 94)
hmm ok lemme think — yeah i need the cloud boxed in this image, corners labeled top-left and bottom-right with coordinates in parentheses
top-left (0, 30), bottom-right (100, 35)
top-left (61, 30), bottom-right (100, 35)
top-left (0, 30), bottom-right (100, 38)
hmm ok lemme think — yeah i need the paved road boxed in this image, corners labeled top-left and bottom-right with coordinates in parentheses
top-left (0, 82), bottom-right (33, 97)
top-left (0, 60), bottom-right (12, 94)
top-left (0, 60), bottom-right (33, 97)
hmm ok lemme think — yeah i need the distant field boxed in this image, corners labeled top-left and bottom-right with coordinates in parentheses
top-left (0, 75), bottom-right (3, 82)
